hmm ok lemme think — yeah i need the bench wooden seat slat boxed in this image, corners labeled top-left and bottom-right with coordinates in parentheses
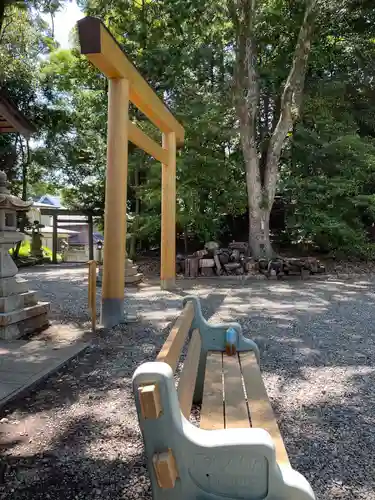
top-left (223, 354), bottom-right (251, 428)
top-left (200, 352), bottom-right (225, 430)
top-left (178, 329), bottom-right (202, 419)
top-left (239, 351), bottom-right (290, 466)
top-left (156, 301), bottom-right (194, 373)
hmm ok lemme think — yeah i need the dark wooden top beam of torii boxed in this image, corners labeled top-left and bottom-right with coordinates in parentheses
top-left (0, 93), bottom-right (37, 139)
top-left (77, 16), bottom-right (184, 147)
top-left (39, 208), bottom-right (99, 217)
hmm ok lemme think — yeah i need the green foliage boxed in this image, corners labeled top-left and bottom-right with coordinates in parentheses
top-left (9, 240), bottom-right (61, 261)
top-left (278, 3), bottom-right (375, 257)
top-left (0, 3), bottom-right (56, 194)
top-left (38, 0), bottom-right (246, 248)
top-left (3, 0), bottom-right (375, 258)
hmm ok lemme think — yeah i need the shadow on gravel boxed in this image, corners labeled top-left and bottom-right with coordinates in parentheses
top-left (1, 414), bottom-right (151, 500)
top-left (0, 322), bottom-right (164, 416)
top-left (218, 280), bottom-right (375, 500)
top-left (2, 274), bottom-right (375, 500)
top-left (273, 380), bottom-right (375, 500)
top-left (1, 292), bottom-right (227, 417)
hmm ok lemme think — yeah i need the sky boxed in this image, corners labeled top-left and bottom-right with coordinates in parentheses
top-left (53, 0), bottom-right (83, 49)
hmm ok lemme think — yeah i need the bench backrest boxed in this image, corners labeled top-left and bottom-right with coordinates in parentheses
top-left (156, 300), bottom-right (201, 418)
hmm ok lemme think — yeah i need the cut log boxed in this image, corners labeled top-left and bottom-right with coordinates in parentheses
top-left (258, 259), bottom-right (268, 271)
top-left (199, 258), bottom-right (215, 268)
top-left (214, 254), bottom-right (222, 275)
top-left (190, 258), bottom-right (199, 277)
top-left (219, 253), bottom-right (229, 265)
top-left (195, 249), bottom-right (208, 259)
top-left (185, 258), bottom-right (199, 278)
top-left (246, 259), bottom-right (259, 273)
top-left (228, 241), bottom-right (248, 252)
top-left (224, 262), bottom-right (241, 272)
top-left (230, 250), bottom-right (240, 262)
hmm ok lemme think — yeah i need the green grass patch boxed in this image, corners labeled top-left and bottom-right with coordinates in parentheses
top-left (9, 240), bottom-right (62, 262)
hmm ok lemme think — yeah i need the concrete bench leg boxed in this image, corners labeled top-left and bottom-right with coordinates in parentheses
top-left (133, 362), bottom-right (315, 500)
top-left (182, 296), bottom-right (260, 403)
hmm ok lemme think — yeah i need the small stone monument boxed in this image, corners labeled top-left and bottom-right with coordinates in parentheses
top-left (0, 172), bottom-right (50, 339)
top-left (96, 255), bottom-right (143, 286)
top-left (30, 221), bottom-right (44, 260)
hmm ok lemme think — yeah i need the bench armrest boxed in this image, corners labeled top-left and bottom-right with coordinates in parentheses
top-left (182, 295), bottom-right (260, 363)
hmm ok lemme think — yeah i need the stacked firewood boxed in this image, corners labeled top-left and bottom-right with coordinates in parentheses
top-left (257, 256), bottom-right (325, 279)
top-left (176, 242), bottom-right (326, 279)
top-left (177, 241), bottom-right (249, 277)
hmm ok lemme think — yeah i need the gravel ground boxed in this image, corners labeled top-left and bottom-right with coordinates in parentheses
top-left (1, 264), bottom-right (375, 499)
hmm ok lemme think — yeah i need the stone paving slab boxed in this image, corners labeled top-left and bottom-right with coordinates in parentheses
top-left (0, 338), bottom-right (88, 410)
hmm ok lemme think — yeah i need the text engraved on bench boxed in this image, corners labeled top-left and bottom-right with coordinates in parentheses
top-left (188, 453), bottom-right (268, 499)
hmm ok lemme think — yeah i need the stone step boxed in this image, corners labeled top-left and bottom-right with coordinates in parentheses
top-left (125, 265), bottom-right (140, 277)
top-left (0, 302), bottom-right (50, 327)
top-left (125, 273), bottom-right (143, 284)
top-left (0, 277), bottom-right (29, 297)
top-left (0, 312), bottom-right (49, 340)
top-left (0, 291), bottom-right (37, 313)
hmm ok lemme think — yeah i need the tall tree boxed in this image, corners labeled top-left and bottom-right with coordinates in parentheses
top-left (229, 0), bottom-right (319, 257)
top-left (0, 3), bottom-right (56, 192)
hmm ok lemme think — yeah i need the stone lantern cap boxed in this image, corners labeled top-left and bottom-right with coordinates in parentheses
top-left (0, 171), bottom-right (33, 211)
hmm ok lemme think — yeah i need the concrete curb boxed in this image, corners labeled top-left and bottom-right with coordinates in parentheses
top-left (0, 341), bottom-right (89, 412)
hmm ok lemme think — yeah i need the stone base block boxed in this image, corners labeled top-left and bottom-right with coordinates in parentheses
top-left (0, 302), bottom-right (50, 327)
top-left (96, 266), bottom-right (143, 285)
top-left (0, 312), bottom-right (49, 340)
top-left (0, 277), bottom-right (29, 297)
top-left (160, 278), bottom-right (176, 290)
top-left (126, 273), bottom-right (143, 284)
top-left (0, 291), bottom-right (37, 313)
top-left (125, 265), bottom-right (139, 277)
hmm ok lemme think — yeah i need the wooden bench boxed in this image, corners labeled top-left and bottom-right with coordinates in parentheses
top-left (133, 296), bottom-right (315, 500)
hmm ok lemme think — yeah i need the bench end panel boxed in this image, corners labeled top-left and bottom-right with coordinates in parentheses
top-left (133, 363), bottom-right (315, 500)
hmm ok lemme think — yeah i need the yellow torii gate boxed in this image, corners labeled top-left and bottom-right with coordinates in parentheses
top-left (77, 17), bottom-right (184, 328)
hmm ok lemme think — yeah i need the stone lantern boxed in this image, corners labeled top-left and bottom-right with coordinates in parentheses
top-left (0, 171), bottom-right (50, 340)
top-left (0, 171), bottom-right (32, 278)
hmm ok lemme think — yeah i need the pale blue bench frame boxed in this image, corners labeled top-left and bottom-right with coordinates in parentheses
top-left (133, 296), bottom-right (316, 500)
top-left (181, 295), bottom-right (260, 402)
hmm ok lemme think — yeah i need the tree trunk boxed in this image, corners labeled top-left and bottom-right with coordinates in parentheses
top-left (183, 227), bottom-right (188, 255)
top-left (0, 1), bottom-right (5, 35)
top-left (248, 201), bottom-right (272, 258)
top-left (50, 12), bottom-right (55, 39)
top-left (22, 139), bottom-right (29, 200)
top-left (14, 138), bottom-right (29, 260)
top-left (230, 0), bottom-right (318, 259)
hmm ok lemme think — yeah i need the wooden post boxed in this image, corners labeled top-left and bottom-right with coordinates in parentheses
top-left (52, 214), bottom-right (58, 264)
top-left (88, 214), bottom-right (94, 261)
top-left (88, 260), bottom-right (97, 332)
top-left (160, 132), bottom-right (176, 290)
top-left (101, 78), bottom-right (129, 328)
